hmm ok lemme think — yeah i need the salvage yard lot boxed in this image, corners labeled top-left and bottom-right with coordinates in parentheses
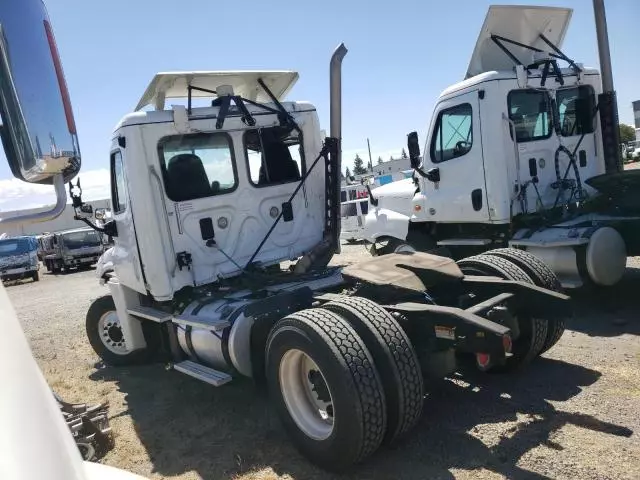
top-left (7, 244), bottom-right (640, 480)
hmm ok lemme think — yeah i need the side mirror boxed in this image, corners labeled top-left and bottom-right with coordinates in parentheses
top-left (407, 131), bottom-right (422, 169)
top-left (0, 0), bottom-right (81, 185)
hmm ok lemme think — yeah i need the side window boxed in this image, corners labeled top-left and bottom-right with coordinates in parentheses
top-left (244, 126), bottom-right (304, 187)
top-left (430, 103), bottom-right (473, 163)
top-left (158, 133), bottom-right (237, 202)
top-left (508, 90), bottom-right (552, 142)
top-left (110, 151), bottom-right (127, 213)
top-left (557, 86), bottom-right (595, 137)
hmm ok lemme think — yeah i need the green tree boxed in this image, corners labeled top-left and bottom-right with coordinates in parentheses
top-left (345, 166), bottom-right (352, 179)
top-left (353, 154), bottom-right (367, 175)
top-left (620, 124), bottom-right (636, 144)
top-left (377, 156), bottom-right (383, 165)
top-left (401, 148), bottom-right (408, 159)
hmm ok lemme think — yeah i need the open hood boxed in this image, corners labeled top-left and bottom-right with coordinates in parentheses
top-left (465, 5), bottom-right (573, 79)
top-left (135, 71), bottom-right (299, 111)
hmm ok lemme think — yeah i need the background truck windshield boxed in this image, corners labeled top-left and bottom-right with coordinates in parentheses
top-left (0, 238), bottom-right (34, 257)
top-left (62, 231), bottom-right (101, 248)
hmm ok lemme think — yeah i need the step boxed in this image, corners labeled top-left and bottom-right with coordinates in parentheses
top-left (436, 238), bottom-right (492, 246)
top-left (172, 314), bottom-right (230, 332)
top-left (173, 360), bottom-right (232, 387)
top-left (127, 306), bottom-right (173, 323)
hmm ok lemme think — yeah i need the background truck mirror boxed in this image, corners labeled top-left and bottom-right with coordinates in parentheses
top-left (0, 0), bottom-right (81, 184)
top-left (407, 131), bottom-right (421, 168)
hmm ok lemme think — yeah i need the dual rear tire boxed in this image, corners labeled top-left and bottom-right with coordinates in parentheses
top-left (456, 248), bottom-right (566, 371)
top-left (265, 298), bottom-right (423, 471)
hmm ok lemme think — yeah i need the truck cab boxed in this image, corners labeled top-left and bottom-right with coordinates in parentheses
top-left (365, 5), bottom-right (635, 289)
top-left (43, 228), bottom-right (104, 273)
top-left (0, 236), bottom-right (40, 282)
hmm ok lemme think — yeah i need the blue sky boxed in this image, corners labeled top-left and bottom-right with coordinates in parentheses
top-left (0, 0), bottom-right (638, 210)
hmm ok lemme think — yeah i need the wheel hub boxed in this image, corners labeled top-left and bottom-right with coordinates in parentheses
top-left (279, 349), bottom-right (334, 440)
top-left (98, 311), bottom-right (128, 355)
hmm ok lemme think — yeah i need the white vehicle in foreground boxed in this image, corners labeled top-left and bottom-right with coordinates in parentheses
top-left (365, 5), bottom-right (635, 290)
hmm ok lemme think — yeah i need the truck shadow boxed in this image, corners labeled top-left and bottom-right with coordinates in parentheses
top-left (89, 356), bottom-right (630, 480)
top-left (567, 266), bottom-right (640, 337)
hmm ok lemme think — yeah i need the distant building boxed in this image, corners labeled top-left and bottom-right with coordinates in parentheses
top-left (633, 100), bottom-right (640, 141)
top-left (373, 157), bottom-right (411, 177)
top-left (0, 199), bottom-right (110, 237)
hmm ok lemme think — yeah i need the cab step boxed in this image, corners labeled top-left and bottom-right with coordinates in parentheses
top-left (173, 360), bottom-right (232, 387)
top-left (127, 306), bottom-right (173, 323)
top-left (172, 314), bottom-right (230, 332)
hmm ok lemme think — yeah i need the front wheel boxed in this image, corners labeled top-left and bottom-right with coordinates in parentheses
top-left (265, 309), bottom-right (387, 471)
top-left (86, 295), bottom-right (150, 366)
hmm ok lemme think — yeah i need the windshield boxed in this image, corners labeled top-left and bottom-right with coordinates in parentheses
top-left (62, 230), bottom-right (101, 248)
top-left (0, 238), bottom-right (34, 257)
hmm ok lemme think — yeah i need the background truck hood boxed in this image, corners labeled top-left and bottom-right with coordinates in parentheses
top-left (371, 177), bottom-right (417, 199)
top-left (371, 178), bottom-right (418, 218)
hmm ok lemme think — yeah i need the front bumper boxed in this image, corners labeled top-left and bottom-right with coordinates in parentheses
top-left (64, 256), bottom-right (100, 267)
top-left (0, 265), bottom-right (38, 281)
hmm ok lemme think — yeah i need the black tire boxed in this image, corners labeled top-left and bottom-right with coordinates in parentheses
top-left (322, 296), bottom-right (424, 444)
top-left (456, 254), bottom-right (548, 371)
top-left (483, 248), bottom-right (566, 353)
top-left (265, 308), bottom-right (387, 471)
top-left (86, 295), bottom-right (150, 366)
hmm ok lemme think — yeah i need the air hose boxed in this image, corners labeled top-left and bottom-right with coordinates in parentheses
top-left (552, 144), bottom-right (584, 206)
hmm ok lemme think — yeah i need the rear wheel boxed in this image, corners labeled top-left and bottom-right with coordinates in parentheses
top-left (265, 309), bottom-right (386, 471)
top-left (322, 296), bottom-right (424, 444)
top-left (483, 248), bottom-right (565, 353)
top-left (457, 254), bottom-right (548, 371)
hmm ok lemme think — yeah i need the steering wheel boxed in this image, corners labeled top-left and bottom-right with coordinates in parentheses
top-left (453, 141), bottom-right (471, 155)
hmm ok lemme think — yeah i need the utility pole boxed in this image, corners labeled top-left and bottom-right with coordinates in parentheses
top-left (367, 138), bottom-right (373, 172)
top-left (593, 0), bottom-right (623, 173)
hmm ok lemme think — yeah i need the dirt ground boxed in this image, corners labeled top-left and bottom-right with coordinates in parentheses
top-left (6, 244), bottom-right (640, 480)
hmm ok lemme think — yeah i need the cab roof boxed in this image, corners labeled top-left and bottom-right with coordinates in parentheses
top-left (135, 71), bottom-right (299, 111)
top-left (466, 5), bottom-right (573, 79)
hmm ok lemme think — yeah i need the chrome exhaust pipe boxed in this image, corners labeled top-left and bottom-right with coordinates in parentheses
top-left (330, 43), bottom-right (348, 146)
top-left (329, 43), bottom-right (347, 255)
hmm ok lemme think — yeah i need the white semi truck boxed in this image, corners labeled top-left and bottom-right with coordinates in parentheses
top-left (0, 0), bottom-right (586, 474)
top-left (61, 7), bottom-right (573, 472)
top-left (364, 5), bottom-right (634, 291)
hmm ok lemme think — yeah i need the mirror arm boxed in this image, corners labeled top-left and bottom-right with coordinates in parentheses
top-left (412, 164), bottom-right (429, 178)
top-left (0, 174), bottom-right (66, 227)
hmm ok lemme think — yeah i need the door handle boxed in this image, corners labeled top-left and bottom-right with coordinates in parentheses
top-left (471, 189), bottom-right (483, 211)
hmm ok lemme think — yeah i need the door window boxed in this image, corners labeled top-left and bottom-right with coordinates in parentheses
top-left (244, 126), bottom-right (304, 186)
top-left (158, 133), bottom-right (237, 202)
top-left (508, 90), bottom-right (552, 142)
top-left (110, 151), bottom-right (127, 213)
top-left (430, 103), bottom-right (473, 163)
top-left (557, 85), bottom-right (595, 137)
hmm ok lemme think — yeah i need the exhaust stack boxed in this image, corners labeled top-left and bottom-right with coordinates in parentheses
top-left (330, 43), bottom-right (348, 145)
top-left (329, 43), bottom-right (347, 255)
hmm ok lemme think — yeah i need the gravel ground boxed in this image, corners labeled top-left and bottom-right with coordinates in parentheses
top-left (6, 244), bottom-right (640, 480)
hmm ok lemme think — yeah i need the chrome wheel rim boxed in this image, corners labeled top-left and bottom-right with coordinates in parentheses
top-left (98, 310), bottom-right (127, 355)
top-left (279, 349), bottom-right (334, 440)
